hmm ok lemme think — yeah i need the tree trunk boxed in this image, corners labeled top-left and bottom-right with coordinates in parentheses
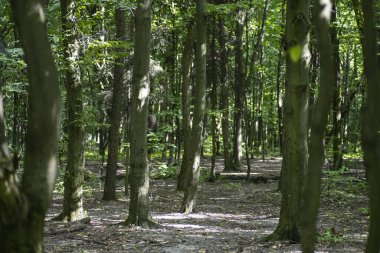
top-left (276, 0), bottom-right (285, 155)
top-left (232, 6), bottom-right (244, 169)
top-left (360, 0), bottom-right (380, 251)
top-left (1, 0), bottom-right (60, 251)
top-left (209, 16), bottom-right (218, 182)
top-left (103, 6), bottom-right (127, 200)
top-left (181, 0), bottom-right (207, 214)
top-left (177, 22), bottom-right (195, 191)
top-left (56, 0), bottom-right (86, 222)
top-left (268, 0), bottom-right (310, 242)
top-left (331, 2), bottom-right (342, 170)
top-left (301, 0), bottom-right (335, 251)
top-left (218, 18), bottom-right (233, 171)
top-left (125, 0), bottom-right (154, 227)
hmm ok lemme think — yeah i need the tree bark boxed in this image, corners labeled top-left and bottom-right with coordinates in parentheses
top-left (177, 22), bottom-right (195, 191)
top-left (181, 0), bottom-right (207, 214)
top-left (232, 6), bottom-right (244, 169)
top-left (218, 18), bottom-right (233, 171)
top-left (268, 0), bottom-right (310, 242)
top-left (103, 6), bottom-right (127, 200)
top-left (331, 1), bottom-right (342, 170)
top-left (276, 0), bottom-right (286, 155)
top-left (56, 0), bottom-right (86, 222)
top-left (360, 0), bottom-right (380, 252)
top-left (301, 0), bottom-right (336, 251)
top-left (209, 16), bottom-right (218, 182)
top-left (1, 0), bottom-right (60, 251)
top-left (125, 0), bottom-right (154, 227)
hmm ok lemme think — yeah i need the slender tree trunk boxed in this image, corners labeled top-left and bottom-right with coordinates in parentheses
top-left (232, 6), bottom-right (244, 169)
top-left (56, 0), bottom-right (86, 222)
top-left (331, 1), bottom-right (342, 170)
top-left (103, 6), bottom-right (127, 200)
top-left (177, 22), bottom-right (195, 191)
top-left (1, 1), bottom-right (60, 251)
top-left (301, 0), bottom-right (335, 251)
top-left (276, 0), bottom-right (285, 154)
top-left (181, 0), bottom-right (207, 213)
top-left (360, 0), bottom-right (380, 251)
top-left (125, 0), bottom-right (154, 227)
top-left (268, 0), bottom-right (310, 242)
top-left (218, 19), bottom-right (233, 171)
top-left (209, 16), bottom-right (218, 182)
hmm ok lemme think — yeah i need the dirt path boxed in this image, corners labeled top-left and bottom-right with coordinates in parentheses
top-left (44, 158), bottom-right (368, 252)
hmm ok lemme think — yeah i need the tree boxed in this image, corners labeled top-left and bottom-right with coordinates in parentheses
top-left (331, 1), bottom-right (342, 170)
top-left (268, 0), bottom-right (310, 241)
top-left (55, 0), bottom-right (86, 222)
top-left (181, 0), bottom-right (207, 214)
top-left (232, 4), bottom-right (244, 169)
top-left (103, 5), bottom-right (127, 200)
top-left (0, 0), bottom-right (60, 251)
top-left (177, 22), bottom-right (195, 191)
top-left (301, 0), bottom-right (336, 251)
top-left (217, 8), bottom-right (233, 171)
top-left (125, 0), bottom-right (154, 227)
top-left (360, 0), bottom-right (380, 251)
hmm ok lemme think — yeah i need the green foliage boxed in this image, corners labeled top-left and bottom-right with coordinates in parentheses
top-left (318, 228), bottom-right (343, 243)
top-left (358, 207), bottom-right (369, 216)
top-left (150, 161), bottom-right (178, 179)
top-left (223, 182), bottom-right (242, 191)
top-left (323, 167), bottom-right (367, 204)
top-left (199, 167), bottom-right (210, 183)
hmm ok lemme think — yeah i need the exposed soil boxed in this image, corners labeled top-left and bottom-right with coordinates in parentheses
top-left (44, 158), bottom-right (368, 252)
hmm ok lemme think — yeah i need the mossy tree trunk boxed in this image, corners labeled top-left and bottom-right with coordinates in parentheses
top-left (0, 0), bottom-right (60, 251)
top-left (301, 0), bottom-right (336, 251)
top-left (360, 0), bottom-right (380, 252)
top-left (268, 0), bottom-right (310, 242)
top-left (181, 0), bottom-right (207, 214)
top-left (125, 0), bottom-right (154, 227)
top-left (57, 0), bottom-right (86, 222)
top-left (103, 5), bottom-right (127, 201)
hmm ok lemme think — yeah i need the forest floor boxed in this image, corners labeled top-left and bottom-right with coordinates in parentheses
top-left (44, 157), bottom-right (368, 253)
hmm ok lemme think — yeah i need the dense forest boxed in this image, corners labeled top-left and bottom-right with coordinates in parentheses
top-left (0, 0), bottom-right (379, 252)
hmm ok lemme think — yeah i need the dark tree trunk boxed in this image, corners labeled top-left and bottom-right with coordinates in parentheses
top-left (301, 0), bottom-right (336, 251)
top-left (218, 18), bottom-right (233, 171)
top-left (232, 6), bottom-right (244, 169)
top-left (177, 22), bottom-right (195, 191)
top-left (360, 0), bottom-right (380, 251)
top-left (181, 0), bottom-right (207, 213)
top-left (103, 6), bottom-right (127, 200)
top-left (125, 0), bottom-right (154, 227)
top-left (209, 16), bottom-right (218, 182)
top-left (331, 2), bottom-right (342, 170)
top-left (268, 0), bottom-right (310, 242)
top-left (276, 0), bottom-right (285, 155)
top-left (1, 0), bottom-right (60, 251)
top-left (56, 0), bottom-right (86, 222)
